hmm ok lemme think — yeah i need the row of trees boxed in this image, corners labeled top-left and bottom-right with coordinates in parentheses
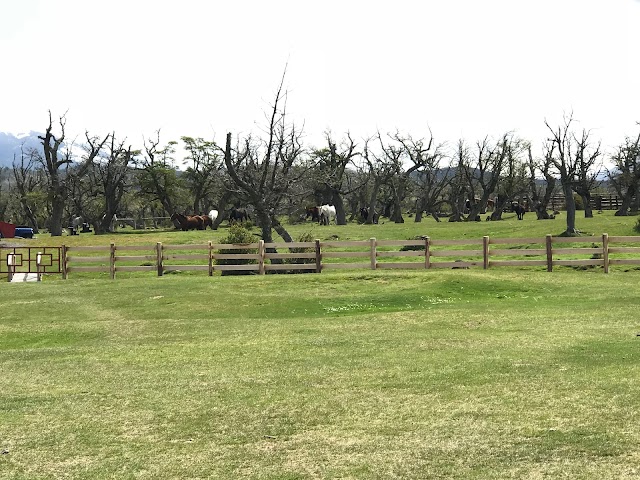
top-left (1, 91), bottom-right (639, 241)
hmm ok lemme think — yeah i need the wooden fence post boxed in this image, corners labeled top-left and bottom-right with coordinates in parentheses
top-left (602, 233), bottom-right (609, 274)
top-left (315, 239), bottom-right (322, 273)
top-left (546, 234), bottom-right (553, 272)
top-left (258, 240), bottom-right (265, 275)
top-left (370, 237), bottom-right (377, 270)
top-left (208, 241), bottom-right (213, 276)
top-left (110, 242), bottom-right (116, 280)
top-left (424, 236), bottom-right (431, 269)
top-left (483, 236), bottom-right (490, 270)
top-left (61, 245), bottom-right (68, 280)
top-left (156, 242), bottom-right (163, 276)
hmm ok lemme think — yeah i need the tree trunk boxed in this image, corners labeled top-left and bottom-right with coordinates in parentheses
top-left (255, 209), bottom-right (273, 244)
top-left (271, 215), bottom-right (294, 243)
top-left (332, 192), bottom-right (347, 225)
top-left (580, 194), bottom-right (593, 218)
top-left (366, 180), bottom-right (381, 225)
top-left (49, 196), bottom-right (65, 236)
top-left (563, 184), bottom-right (578, 234)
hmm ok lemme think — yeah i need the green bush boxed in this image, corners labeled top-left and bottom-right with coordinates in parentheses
top-left (281, 231), bottom-right (317, 273)
top-left (217, 224), bottom-right (257, 275)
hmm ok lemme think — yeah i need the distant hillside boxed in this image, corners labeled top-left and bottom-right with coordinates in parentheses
top-left (0, 131), bottom-right (43, 167)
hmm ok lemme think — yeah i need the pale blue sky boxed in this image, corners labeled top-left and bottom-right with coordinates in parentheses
top-left (2, 0), bottom-right (638, 157)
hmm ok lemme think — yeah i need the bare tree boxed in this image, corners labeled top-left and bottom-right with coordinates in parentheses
top-left (91, 134), bottom-right (137, 233)
top-left (394, 132), bottom-right (450, 222)
top-left (12, 147), bottom-right (44, 232)
top-left (135, 132), bottom-right (182, 216)
top-left (607, 129), bottom-right (640, 216)
top-left (181, 136), bottom-right (224, 214)
top-left (488, 136), bottom-right (529, 221)
top-left (362, 136), bottom-right (399, 224)
top-left (465, 134), bottom-right (511, 221)
top-left (310, 132), bottom-right (360, 225)
top-left (222, 72), bottom-right (307, 243)
top-left (572, 129), bottom-right (602, 218)
top-left (545, 113), bottom-right (580, 235)
top-left (36, 112), bottom-right (108, 235)
top-left (527, 143), bottom-right (557, 219)
top-left (447, 140), bottom-right (471, 222)
top-left (37, 112), bottom-right (70, 236)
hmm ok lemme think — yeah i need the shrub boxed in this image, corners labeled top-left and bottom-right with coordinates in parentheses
top-left (217, 224), bottom-right (257, 275)
top-left (282, 231), bottom-right (317, 273)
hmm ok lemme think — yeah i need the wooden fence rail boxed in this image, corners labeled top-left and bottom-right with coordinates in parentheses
top-left (5, 234), bottom-right (640, 281)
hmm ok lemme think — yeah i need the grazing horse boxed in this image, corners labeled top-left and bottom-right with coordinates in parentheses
top-left (360, 207), bottom-right (379, 224)
top-left (202, 209), bottom-right (218, 230)
top-left (171, 212), bottom-right (203, 231)
top-left (229, 208), bottom-right (250, 224)
top-left (318, 204), bottom-right (336, 225)
top-left (305, 206), bottom-right (320, 222)
top-left (512, 203), bottom-right (526, 220)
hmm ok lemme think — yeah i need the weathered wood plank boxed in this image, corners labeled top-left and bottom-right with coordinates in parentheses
top-left (265, 263), bottom-right (316, 271)
top-left (321, 263), bottom-right (370, 270)
top-left (321, 251), bottom-right (370, 258)
top-left (489, 237), bottom-right (545, 245)
top-left (264, 252), bottom-right (316, 259)
top-left (490, 248), bottom-right (547, 256)
top-left (552, 259), bottom-right (604, 266)
top-left (376, 250), bottom-right (425, 257)
top-left (429, 249), bottom-right (483, 257)
top-left (489, 260), bottom-right (548, 267)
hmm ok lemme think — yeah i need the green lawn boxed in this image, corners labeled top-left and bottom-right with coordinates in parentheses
top-left (15, 208), bottom-right (640, 248)
top-left (1, 268), bottom-right (640, 479)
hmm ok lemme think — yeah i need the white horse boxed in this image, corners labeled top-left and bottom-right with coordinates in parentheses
top-left (318, 204), bottom-right (336, 225)
top-left (208, 209), bottom-right (219, 229)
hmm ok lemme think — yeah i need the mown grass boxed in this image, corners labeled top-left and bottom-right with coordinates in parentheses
top-left (12, 209), bottom-right (639, 249)
top-left (1, 268), bottom-right (640, 479)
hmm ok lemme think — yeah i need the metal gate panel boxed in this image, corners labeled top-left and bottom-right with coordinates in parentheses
top-left (0, 247), bottom-right (62, 275)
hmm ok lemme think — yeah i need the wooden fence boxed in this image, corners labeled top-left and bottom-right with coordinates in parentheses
top-left (30, 234), bottom-right (640, 280)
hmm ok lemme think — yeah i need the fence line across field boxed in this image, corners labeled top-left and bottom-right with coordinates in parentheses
top-left (5, 234), bottom-right (640, 281)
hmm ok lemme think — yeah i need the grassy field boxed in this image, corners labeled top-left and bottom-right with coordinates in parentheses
top-left (8, 208), bottom-right (640, 248)
top-left (1, 211), bottom-right (640, 478)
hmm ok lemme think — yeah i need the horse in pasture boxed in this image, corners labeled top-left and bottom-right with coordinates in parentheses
top-left (171, 212), bottom-right (204, 231)
top-left (512, 203), bottom-right (526, 220)
top-left (360, 207), bottom-right (379, 224)
top-left (229, 208), bottom-right (250, 224)
top-left (208, 209), bottom-right (219, 226)
top-left (305, 206), bottom-right (320, 222)
top-left (318, 204), bottom-right (336, 225)
top-left (199, 214), bottom-right (213, 229)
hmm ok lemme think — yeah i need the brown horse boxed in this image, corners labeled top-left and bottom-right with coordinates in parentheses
top-left (199, 215), bottom-right (213, 229)
top-left (171, 212), bottom-right (204, 231)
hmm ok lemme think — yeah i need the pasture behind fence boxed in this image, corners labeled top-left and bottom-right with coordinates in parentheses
top-left (5, 234), bottom-right (640, 281)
